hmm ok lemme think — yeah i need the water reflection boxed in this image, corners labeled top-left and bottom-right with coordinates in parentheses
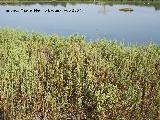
top-left (98, 5), bottom-right (109, 15)
top-left (1, 1), bottom-right (160, 11)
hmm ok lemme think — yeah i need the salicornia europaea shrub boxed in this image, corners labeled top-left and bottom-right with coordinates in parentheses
top-left (0, 28), bottom-right (160, 120)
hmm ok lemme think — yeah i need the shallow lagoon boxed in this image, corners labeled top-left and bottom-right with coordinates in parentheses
top-left (0, 2), bottom-right (160, 45)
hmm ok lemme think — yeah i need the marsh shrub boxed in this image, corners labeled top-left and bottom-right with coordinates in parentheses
top-left (0, 28), bottom-right (160, 120)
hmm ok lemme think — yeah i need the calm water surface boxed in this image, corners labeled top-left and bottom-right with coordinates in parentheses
top-left (0, 2), bottom-right (160, 45)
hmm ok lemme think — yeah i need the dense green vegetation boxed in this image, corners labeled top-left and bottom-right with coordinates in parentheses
top-left (1, 0), bottom-right (160, 3)
top-left (0, 0), bottom-right (160, 1)
top-left (0, 28), bottom-right (160, 120)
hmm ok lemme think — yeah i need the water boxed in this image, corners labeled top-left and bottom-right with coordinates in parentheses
top-left (0, 2), bottom-right (160, 45)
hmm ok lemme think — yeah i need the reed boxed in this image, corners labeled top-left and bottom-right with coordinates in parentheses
top-left (0, 28), bottom-right (160, 120)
